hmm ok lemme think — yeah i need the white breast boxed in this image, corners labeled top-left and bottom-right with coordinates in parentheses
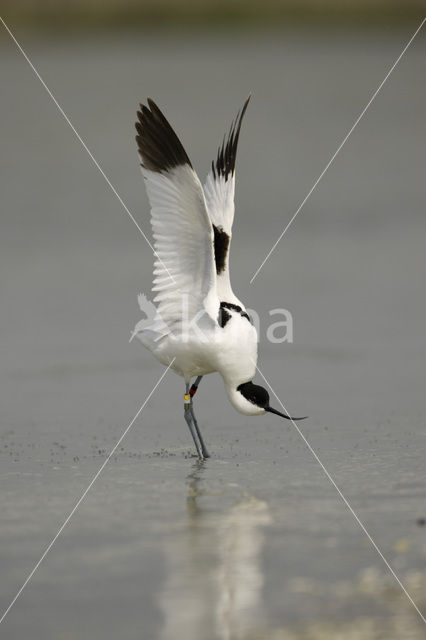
top-left (151, 311), bottom-right (258, 384)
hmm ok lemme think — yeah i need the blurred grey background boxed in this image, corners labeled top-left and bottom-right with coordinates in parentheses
top-left (1, 2), bottom-right (425, 639)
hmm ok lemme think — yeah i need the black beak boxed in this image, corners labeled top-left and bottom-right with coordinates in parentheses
top-left (265, 406), bottom-right (308, 421)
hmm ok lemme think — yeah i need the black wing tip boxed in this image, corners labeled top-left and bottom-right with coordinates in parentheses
top-left (214, 94), bottom-right (251, 182)
top-left (135, 98), bottom-right (193, 173)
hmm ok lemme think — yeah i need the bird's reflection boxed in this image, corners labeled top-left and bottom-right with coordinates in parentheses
top-left (159, 462), bottom-right (272, 640)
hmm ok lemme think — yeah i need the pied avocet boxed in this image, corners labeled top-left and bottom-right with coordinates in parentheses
top-left (132, 96), bottom-right (306, 459)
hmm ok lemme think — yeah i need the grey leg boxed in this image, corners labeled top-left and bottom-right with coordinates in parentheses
top-left (190, 404), bottom-right (209, 459)
top-left (188, 377), bottom-right (209, 458)
top-left (184, 383), bottom-right (203, 459)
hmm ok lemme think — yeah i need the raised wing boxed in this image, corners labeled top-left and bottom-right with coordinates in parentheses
top-left (203, 96), bottom-right (250, 305)
top-left (135, 99), bottom-right (218, 331)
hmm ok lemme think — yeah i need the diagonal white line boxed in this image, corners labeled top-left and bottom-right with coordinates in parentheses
top-left (253, 360), bottom-right (426, 625)
top-left (0, 16), bottom-right (175, 284)
top-left (0, 359), bottom-right (175, 626)
top-left (250, 17), bottom-right (426, 283)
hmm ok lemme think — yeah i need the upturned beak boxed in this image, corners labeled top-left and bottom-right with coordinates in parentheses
top-left (265, 406), bottom-right (308, 421)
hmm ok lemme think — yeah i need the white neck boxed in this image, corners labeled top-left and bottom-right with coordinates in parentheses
top-left (225, 384), bottom-right (265, 416)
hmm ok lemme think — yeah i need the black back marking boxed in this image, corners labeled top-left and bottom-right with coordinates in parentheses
top-left (135, 98), bottom-right (192, 173)
top-left (212, 95), bottom-right (251, 182)
top-left (237, 381), bottom-right (270, 408)
top-left (218, 301), bottom-right (251, 328)
top-left (218, 306), bottom-right (232, 328)
top-left (213, 225), bottom-right (230, 275)
top-left (220, 301), bottom-right (251, 323)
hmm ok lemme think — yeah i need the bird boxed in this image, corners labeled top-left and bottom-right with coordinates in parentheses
top-left (132, 96), bottom-right (306, 459)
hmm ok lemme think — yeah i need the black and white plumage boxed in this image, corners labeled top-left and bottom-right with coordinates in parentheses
top-left (133, 97), bottom-right (306, 459)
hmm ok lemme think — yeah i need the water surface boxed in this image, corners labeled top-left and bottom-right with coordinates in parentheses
top-left (1, 28), bottom-right (426, 638)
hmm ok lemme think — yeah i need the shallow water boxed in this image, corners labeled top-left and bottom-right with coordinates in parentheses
top-left (1, 28), bottom-right (426, 638)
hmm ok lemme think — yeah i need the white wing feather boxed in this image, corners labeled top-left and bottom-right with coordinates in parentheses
top-left (134, 99), bottom-right (220, 335)
top-left (144, 164), bottom-right (218, 329)
top-left (203, 96), bottom-right (250, 306)
top-left (203, 169), bottom-right (236, 236)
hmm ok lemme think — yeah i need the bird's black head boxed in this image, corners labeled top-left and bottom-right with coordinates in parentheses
top-left (237, 381), bottom-right (270, 408)
top-left (236, 380), bottom-right (307, 421)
